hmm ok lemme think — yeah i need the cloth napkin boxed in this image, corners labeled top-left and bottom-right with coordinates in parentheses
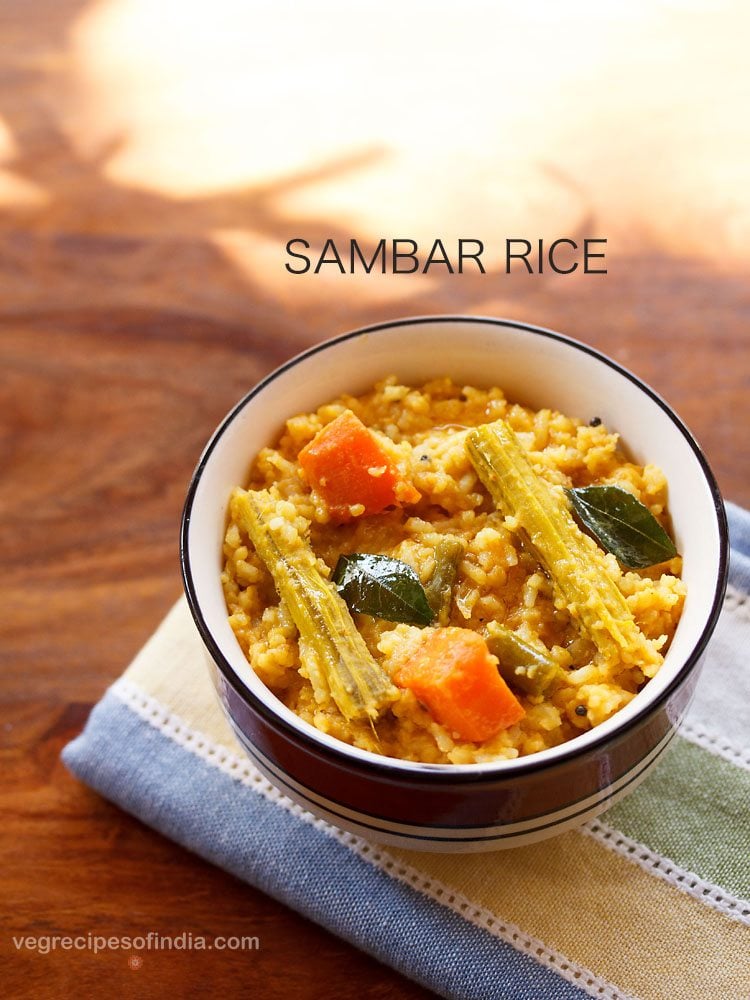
top-left (63, 503), bottom-right (750, 1000)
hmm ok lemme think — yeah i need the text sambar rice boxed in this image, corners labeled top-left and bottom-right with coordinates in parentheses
top-left (221, 377), bottom-right (685, 765)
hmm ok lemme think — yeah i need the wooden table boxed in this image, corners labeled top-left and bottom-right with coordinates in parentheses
top-left (2, 4), bottom-right (748, 997)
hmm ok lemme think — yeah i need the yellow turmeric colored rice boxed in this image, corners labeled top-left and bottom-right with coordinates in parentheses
top-left (221, 377), bottom-right (685, 765)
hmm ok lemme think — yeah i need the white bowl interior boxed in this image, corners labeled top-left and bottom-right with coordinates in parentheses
top-left (186, 318), bottom-right (724, 771)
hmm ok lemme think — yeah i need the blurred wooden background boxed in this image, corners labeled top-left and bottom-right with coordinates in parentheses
top-left (2, 1), bottom-right (749, 997)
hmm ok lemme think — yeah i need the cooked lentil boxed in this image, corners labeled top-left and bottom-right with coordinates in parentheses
top-left (222, 377), bottom-right (685, 764)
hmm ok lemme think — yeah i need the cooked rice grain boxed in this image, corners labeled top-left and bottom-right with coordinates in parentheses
top-left (222, 377), bottom-right (685, 764)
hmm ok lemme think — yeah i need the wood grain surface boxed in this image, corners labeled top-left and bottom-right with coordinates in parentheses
top-left (2, 3), bottom-right (749, 998)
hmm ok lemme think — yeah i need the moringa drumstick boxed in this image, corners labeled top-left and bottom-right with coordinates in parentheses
top-left (467, 421), bottom-right (662, 675)
top-left (233, 488), bottom-right (398, 720)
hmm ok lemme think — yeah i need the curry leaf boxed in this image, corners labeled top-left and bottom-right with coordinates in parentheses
top-left (567, 485), bottom-right (678, 569)
top-left (332, 553), bottom-right (435, 626)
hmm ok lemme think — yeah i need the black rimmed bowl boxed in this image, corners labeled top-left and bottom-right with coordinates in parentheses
top-left (180, 316), bottom-right (728, 852)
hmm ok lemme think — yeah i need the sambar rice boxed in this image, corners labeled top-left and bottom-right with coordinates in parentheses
top-left (221, 377), bottom-right (685, 765)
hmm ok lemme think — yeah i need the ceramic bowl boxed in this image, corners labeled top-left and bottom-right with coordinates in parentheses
top-left (180, 316), bottom-right (728, 852)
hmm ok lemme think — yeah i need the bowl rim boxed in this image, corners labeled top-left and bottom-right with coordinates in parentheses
top-left (180, 314), bottom-right (729, 782)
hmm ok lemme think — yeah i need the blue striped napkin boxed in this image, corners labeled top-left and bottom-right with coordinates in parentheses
top-left (62, 502), bottom-right (750, 1000)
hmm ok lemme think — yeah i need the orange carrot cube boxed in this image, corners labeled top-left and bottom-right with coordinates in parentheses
top-left (298, 409), bottom-right (420, 523)
top-left (394, 627), bottom-right (525, 742)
